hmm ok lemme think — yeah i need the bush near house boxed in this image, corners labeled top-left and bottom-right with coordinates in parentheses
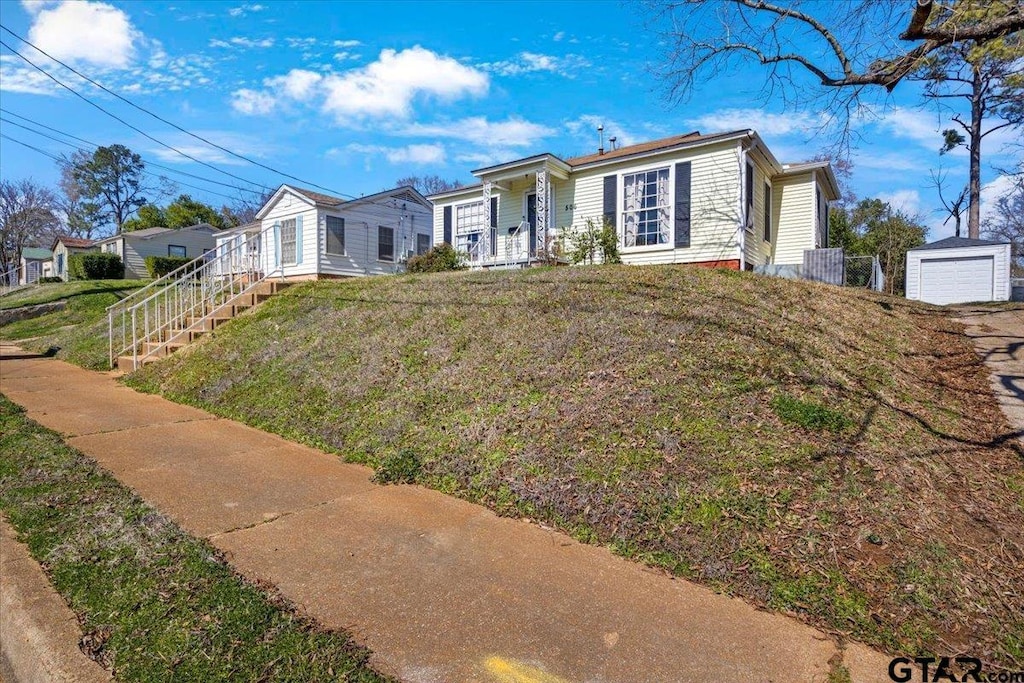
top-left (69, 252), bottom-right (124, 280)
top-left (406, 243), bottom-right (466, 273)
top-left (144, 255), bottom-right (194, 278)
top-left (37, 276), bottom-right (64, 284)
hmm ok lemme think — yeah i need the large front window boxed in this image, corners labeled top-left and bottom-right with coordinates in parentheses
top-left (456, 201), bottom-right (485, 260)
top-left (623, 168), bottom-right (670, 247)
top-left (280, 219), bottom-right (297, 265)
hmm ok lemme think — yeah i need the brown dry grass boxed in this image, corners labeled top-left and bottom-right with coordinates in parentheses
top-left (126, 265), bottom-right (1024, 667)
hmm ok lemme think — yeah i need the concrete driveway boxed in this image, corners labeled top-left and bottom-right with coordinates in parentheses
top-left (956, 306), bottom-right (1024, 445)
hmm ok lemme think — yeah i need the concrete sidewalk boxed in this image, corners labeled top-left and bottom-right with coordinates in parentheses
top-left (956, 307), bottom-right (1024, 445)
top-left (0, 354), bottom-right (891, 682)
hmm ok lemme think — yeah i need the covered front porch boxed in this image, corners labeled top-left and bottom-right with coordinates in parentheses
top-left (455, 155), bottom-right (570, 269)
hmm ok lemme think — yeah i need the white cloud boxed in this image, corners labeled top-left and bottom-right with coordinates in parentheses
top-left (565, 115), bottom-right (642, 148)
top-left (980, 174), bottom-right (1015, 224)
top-left (319, 47), bottom-right (488, 120)
top-left (863, 106), bottom-right (944, 148)
top-left (332, 39), bottom-right (361, 48)
top-left (333, 51), bottom-right (361, 61)
top-left (146, 131), bottom-right (267, 166)
top-left (553, 31), bottom-right (565, 42)
top-left (264, 69), bottom-right (322, 99)
top-left (340, 143), bottom-right (446, 165)
top-left (481, 51), bottom-right (590, 78)
top-left (285, 37), bottom-right (318, 49)
top-left (0, 54), bottom-right (61, 94)
top-left (231, 88), bottom-right (276, 115)
top-left (397, 116), bottom-right (554, 148)
top-left (684, 108), bottom-right (825, 137)
top-left (228, 3), bottom-right (266, 17)
top-left (28, 0), bottom-right (139, 68)
top-left (231, 36), bottom-right (274, 48)
top-left (21, 0), bottom-right (57, 15)
top-left (877, 189), bottom-right (922, 217)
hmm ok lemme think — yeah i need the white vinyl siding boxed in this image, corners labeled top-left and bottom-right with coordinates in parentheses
top-left (771, 172), bottom-right (815, 266)
top-left (98, 228), bottom-right (217, 279)
top-left (743, 160), bottom-right (773, 267)
top-left (319, 195), bottom-right (433, 277)
top-left (906, 243), bottom-right (1011, 303)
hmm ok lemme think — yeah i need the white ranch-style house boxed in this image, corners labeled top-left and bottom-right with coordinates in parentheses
top-left (429, 130), bottom-right (840, 271)
top-left (215, 184), bottom-right (434, 279)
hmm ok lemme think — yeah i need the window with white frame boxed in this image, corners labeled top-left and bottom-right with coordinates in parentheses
top-left (622, 168), bottom-right (670, 247)
top-left (455, 201), bottom-right (485, 259)
top-left (325, 215), bottom-right (345, 255)
top-left (280, 218), bottom-right (297, 265)
top-left (378, 225), bottom-right (394, 261)
top-left (168, 244), bottom-right (186, 257)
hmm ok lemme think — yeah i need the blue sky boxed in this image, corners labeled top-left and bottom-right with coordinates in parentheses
top-left (0, 0), bottom-right (1018, 238)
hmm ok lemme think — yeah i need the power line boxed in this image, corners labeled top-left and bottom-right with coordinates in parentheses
top-left (0, 110), bottom-right (266, 197)
top-left (0, 24), bottom-right (360, 201)
top-left (0, 37), bottom-right (277, 195)
top-left (0, 132), bottom-right (246, 202)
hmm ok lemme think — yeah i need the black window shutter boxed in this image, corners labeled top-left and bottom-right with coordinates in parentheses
top-left (443, 206), bottom-right (452, 245)
top-left (490, 196), bottom-right (498, 228)
top-left (602, 175), bottom-right (617, 228)
top-left (745, 161), bottom-right (754, 210)
top-left (674, 162), bottom-right (691, 248)
top-left (763, 185), bottom-right (772, 242)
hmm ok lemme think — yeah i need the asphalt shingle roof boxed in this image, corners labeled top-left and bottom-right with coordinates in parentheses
top-left (910, 236), bottom-right (1009, 251)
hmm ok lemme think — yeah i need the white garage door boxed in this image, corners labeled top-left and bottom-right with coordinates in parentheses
top-left (919, 255), bottom-right (994, 304)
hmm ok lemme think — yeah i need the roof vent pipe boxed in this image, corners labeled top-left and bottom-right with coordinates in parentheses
top-left (598, 124), bottom-right (604, 155)
top-left (609, 136), bottom-right (617, 151)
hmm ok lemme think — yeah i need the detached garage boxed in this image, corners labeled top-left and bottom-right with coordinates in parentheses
top-left (906, 237), bottom-right (1011, 305)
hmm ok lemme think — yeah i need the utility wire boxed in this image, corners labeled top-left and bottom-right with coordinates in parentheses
top-left (0, 37), bottom-right (277, 194)
top-left (0, 110), bottom-right (266, 196)
top-left (0, 24), bottom-right (360, 201)
top-left (0, 132), bottom-right (247, 202)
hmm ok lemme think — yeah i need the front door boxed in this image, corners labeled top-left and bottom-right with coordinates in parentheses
top-left (526, 192), bottom-right (537, 257)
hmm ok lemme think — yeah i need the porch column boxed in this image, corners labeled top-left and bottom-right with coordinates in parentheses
top-left (535, 170), bottom-right (548, 257)
top-left (482, 181), bottom-right (492, 261)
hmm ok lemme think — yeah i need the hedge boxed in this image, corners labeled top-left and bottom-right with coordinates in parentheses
top-left (144, 256), bottom-right (194, 278)
top-left (37, 276), bottom-right (64, 284)
top-left (69, 252), bottom-right (124, 280)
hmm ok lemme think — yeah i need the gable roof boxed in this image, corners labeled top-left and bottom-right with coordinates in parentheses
top-left (565, 131), bottom-right (708, 167)
top-left (289, 186), bottom-right (346, 206)
top-left (342, 185), bottom-right (433, 210)
top-left (22, 247), bottom-right (52, 260)
top-left (52, 235), bottom-right (96, 250)
top-left (910, 236), bottom-right (1010, 251)
top-left (121, 227), bottom-right (172, 238)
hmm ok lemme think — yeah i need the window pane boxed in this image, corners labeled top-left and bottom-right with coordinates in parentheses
top-left (622, 167), bottom-right (670, 247)
top-left (326, 216), bottom-right (345, 255)
top-left (416, 233), bottom-right (430, 255)
top-left (280, 219), bottom-right (297, 265)
top-left (378, 226), bottom-right (394, 261)
top-left (168, 245), bottom-right (186, 258)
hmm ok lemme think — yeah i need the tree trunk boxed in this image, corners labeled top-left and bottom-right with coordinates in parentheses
top-left (967, 64), bottom-right (984, 239)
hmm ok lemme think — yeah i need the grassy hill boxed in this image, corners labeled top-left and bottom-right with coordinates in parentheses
top-left (121, 265), bottom-right (1023, 666)
top-left (0, 280), bottom-right (144, 369)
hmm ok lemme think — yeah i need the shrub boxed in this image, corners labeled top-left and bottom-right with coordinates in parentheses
top-left (406, 243), bottom-right (467, 273)
top-left (373, 448), bottom-right (422, 484)
top-left (69, 252), bottom-right (124, 280)
top-left (144, 255), bottom-right (194, 278)
top-left (771, 394), bottom-right (852, 433)
top-left (562, 217), bottom-right (621, 265)
top-left (37, 276), bottom-right (64, 284)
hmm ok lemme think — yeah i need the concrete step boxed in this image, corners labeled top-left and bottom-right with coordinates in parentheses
top-left (116, 354), bottom-right (160, 371)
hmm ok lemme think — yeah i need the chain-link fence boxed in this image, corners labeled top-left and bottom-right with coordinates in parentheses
top-left (844, 255), bottom-right (884, 292)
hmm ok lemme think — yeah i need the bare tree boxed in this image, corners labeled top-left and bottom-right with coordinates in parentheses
top-left (650, 0), bottom-right (1023, 142)
top-left (57, 164), bottom-right (103, 240)
top-left (982, 176), bottom-right (1024, 275)
top-left (394, 175), bottom-right (464, 195)
top-left (0, 179), bottom-right (61, 277)
top-left (930, 168), bottom-right (970, 236)
top-left (220, 188), bottom-right (276, 227)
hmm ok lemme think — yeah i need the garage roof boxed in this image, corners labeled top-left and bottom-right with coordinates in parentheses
top-left (910, 236), bottom-right (1009, 251)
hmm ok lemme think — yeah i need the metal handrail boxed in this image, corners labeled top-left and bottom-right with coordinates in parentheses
top-left (0, 265), bottom-right (23, 296)
top-left (108, 224), bottom-right (279, 369)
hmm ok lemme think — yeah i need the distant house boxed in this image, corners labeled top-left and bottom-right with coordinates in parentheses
top-left (51, 235), bottom-right (98, 281)
top-left (213, 185), bottom-right (434, 279)
top-left (19, 248), bottom-right (52, 284)
top-left (95, 224), bottom-right (219, 279)
top-left (429, 130), bottom-right (839, 271)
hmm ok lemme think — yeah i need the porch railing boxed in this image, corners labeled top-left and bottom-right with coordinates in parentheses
top-left (0, 265), bottom-right (23, 297)
top-left (108, 225), bottom-right (279, 370)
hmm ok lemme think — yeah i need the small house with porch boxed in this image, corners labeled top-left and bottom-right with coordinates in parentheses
top-left (51, 235), bottom-right (98, 281)
top-left (428, 130), bottom-right (839, 271)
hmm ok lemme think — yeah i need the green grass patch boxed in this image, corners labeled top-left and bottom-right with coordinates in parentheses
top-left (1, 280), bottom-right (145, 369)
top-left (771, 393), bottom-right (853, 433)
top-left (0, 394), bottom-right (388, 682)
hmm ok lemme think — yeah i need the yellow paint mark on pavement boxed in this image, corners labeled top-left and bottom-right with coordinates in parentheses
top-left (483, 656), bottom-right (571, 683)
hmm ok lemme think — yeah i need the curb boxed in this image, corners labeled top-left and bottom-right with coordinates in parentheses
top-left (0, 516), bottom-right (111, 683)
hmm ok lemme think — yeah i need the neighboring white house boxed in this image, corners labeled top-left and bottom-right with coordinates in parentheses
top-left (51, 235), bottom-right (98, 281)
top-left (95, 224), bottom-right (219, 279)
top-left (214, 185), bottom-right (434, 280)
top-left (428, 130), bottom-right (839, 271)
top-left (906, 237), bottom-right (1011, 305)
top-left (19, 248), bottom-right (52, 284)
